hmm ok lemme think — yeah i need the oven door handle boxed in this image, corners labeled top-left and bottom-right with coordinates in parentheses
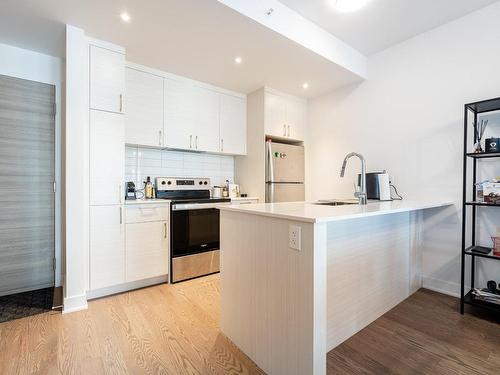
top-left (172, 202), bottom-right (231, 211)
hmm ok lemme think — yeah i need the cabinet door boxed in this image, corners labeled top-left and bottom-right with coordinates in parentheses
top-left (90, 110), bottom-right (125, 205)
top-left (126, 221), bottom-right (169, 282)
top-left (265, 91), bottom-right (287, 138)
top-left (164, 78), bottom-right (195, 150)
top-left (193, 86), bottom-right (220, 153)
top-left (90, 45), bottom-right (125, 114)
top-left (220, 94), bottom-right (246, 155)
top-left (125, 68), bottom-right (164, 147)
top-left (90, 205), bottom-right (125, 290)
top-left (286, 98), bottom-right (306, 141)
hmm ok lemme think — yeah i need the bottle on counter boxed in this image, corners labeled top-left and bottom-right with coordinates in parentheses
top-left (222, 179), bottom-right (229, 198)
top-left (144, 176), bottom-right (153, 199)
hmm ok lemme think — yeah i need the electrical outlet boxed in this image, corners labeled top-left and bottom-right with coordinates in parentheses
top-left (289, 225), bottom-right (302, 251)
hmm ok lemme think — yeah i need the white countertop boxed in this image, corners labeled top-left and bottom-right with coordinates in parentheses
top-left (125, 198), bottom-right (171, 205)
top-left (218, 200), bottom-right (453, 223)
top-left (230, 197), bottom-right (260, 201)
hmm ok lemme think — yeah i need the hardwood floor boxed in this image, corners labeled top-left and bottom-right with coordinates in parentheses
top-left (0, 277), bottom-right (498, 375)
top-left (328, 289), bottom-right (500, 375)
top-left (0, 275), bottom-right (264, 375)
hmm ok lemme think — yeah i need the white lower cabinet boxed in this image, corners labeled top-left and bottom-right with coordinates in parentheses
top-left (89, 205), bottom-right (125, 290)
top-left (125, 204), bottom-right (169, 283)
top-left (126, 221), bottom-right (168, 282)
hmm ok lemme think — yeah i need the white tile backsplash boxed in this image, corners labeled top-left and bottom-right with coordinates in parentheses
top-left (125, 146), bottom-right (234, 189)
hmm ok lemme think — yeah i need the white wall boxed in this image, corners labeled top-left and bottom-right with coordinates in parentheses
top-left (63, 25), bottom-right (89, 313)
top-left (307, 3), bottom-right (500, 296)
top-left (125, 146), bottom-right (235, 188)
top-left (0, 42), bottom-right (64, 287)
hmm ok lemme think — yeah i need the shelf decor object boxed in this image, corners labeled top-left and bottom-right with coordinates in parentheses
top-left (473, 119), bottom-right (488, 153)
top-left (493, 236), bottom-right (500, 256)
top-left (461, 97), bottom-right (500, 315)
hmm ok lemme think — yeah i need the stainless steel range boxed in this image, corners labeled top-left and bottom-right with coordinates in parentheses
top-left (156, 177), bottom-right (230, 283)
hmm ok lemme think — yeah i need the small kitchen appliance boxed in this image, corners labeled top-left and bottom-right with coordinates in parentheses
top-left (155, 177), bottom-right (231, 283)
top-left (212, 186), bottom-right (222, 198)
top-left (126, 181), bottom-right (136, 200)
top-left (360, 171), bottom-right (392, 201)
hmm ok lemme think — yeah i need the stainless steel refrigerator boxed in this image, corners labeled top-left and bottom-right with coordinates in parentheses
top-left (266, 142), bottom-right (305, 203)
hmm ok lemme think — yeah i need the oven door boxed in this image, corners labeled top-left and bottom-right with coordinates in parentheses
top-left (170, 205), bottom-right (221, 258)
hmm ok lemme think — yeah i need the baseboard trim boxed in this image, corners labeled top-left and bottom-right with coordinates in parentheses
top-left (86, 274), bottom-right (168, 300)
top-left (63, 293), bottom-right (88, 314)
top-left (422, 276), bottom-right (467, 298)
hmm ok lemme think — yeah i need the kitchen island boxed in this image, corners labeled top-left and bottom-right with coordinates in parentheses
top-left (219, 200), bottom-right (453, 375)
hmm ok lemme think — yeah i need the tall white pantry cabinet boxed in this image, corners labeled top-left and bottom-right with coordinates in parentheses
top-left (89, 43), bottom-right (126, 291)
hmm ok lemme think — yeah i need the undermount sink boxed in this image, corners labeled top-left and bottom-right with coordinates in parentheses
top-left (313, 200), bottom-right (358, 206)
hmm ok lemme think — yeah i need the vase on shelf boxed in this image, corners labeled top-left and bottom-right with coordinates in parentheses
top-left (473, 141), bottom-right (484, 153)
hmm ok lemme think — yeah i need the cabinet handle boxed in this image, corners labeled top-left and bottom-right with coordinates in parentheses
top-left (119, 94), bottom-right (123, 113)
top-left (159, 130), bottom-right (162, 146)
top-left (119, 207), bottom-right (123, 224)
top-left (221, 138), bottom-right (224, 152)
top-left (287, 125), bottom-right (290, 137)
top-left (190, 135), bottom-right (192, 149)
top-left (164, 223), bottom-right (167, 239)
top-left (195, 135), bottom-right (198, 150)
top-left (283, 124), bottom-right (287, 137)
top-left (119, 184), bottom-right (122, 204)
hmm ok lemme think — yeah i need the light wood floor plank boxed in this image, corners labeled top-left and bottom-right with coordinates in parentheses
top-left (1, 277), bottom-right (498, 375)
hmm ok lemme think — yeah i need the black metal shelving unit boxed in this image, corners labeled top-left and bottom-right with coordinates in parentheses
top-left (460, 97), bottom-right (500, 314)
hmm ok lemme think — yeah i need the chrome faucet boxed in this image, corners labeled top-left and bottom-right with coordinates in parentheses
top-left (340, 152), bottom-right (367, 205)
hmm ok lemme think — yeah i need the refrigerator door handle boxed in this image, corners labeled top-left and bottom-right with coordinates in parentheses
top-left (267, 142), bottom-right (274, 183)
top-left (269, 183), bottom-right (275, 203)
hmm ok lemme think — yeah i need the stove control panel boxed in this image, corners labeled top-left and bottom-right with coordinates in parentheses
top-left (156, 177), bottom-right (210, 191)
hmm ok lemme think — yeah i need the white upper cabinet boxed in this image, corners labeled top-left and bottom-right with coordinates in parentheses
top-left (124, 64), bottom-right (247, 154)
top-left (90, 45), bottom-right (125, 114)
top-left (164, 78), bottom-right (195, 150)
top-left (265, 91), bottom-right (288, 138)
top-left (125, 68), bottom-right (164, 147)
top-left (220, 94), bottom-right (247, 155)
top-left (89, 110), bottom-right (125, 206)
top-left (285, 97), bottom-right (306, 141)
top-left (193, 86), bottom-right (220, 153)
top-left (265, 90), bottom-right (306, 141)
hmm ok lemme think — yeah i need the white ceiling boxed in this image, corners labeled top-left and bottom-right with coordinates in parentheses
top-left (0, 0), bottom-right (363, 98)
top-left (279, 0), bottom-right (499, 55)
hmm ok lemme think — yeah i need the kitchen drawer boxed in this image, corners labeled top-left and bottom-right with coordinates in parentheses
top-left (126, 204), bottom-right (169, 223)
top-left (231, 198), bottom-right (259, 205)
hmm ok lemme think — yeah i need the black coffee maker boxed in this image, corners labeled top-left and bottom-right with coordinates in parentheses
top-left (126, 181), bottom-right (137, 200)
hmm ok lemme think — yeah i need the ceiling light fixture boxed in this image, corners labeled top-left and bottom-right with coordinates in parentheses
top-left (235, 56), bottom-right (242, 64)
top-left (302, 83), bottom-right (309, 89)
top-left (330, 0), bottom-right (372, 13)
top-left (120, 12), bottom-right (131, 22)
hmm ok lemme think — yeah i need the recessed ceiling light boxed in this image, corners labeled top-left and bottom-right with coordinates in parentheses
top-left (120, 12), bottom-right (131, 22)
top-left (302, 82), bottom-right (309, 89)
top-left (235, 56), bottom-right (242, 64)
top-left (330, 0), bottom-right (372, 13)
